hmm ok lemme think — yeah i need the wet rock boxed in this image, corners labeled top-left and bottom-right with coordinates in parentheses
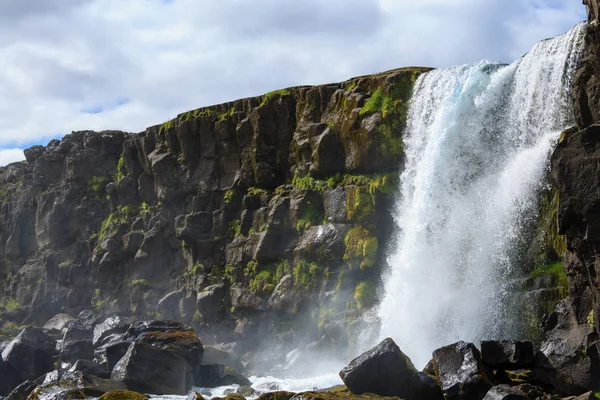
top-left (0, 357), bottom-right (20, 395)
top-left (68, 360), bottom-right (109, 379)
top-left (157, 290), bottom-right (184, 320)
top-left (256, 392), bottom-right (296, 400)
top-left (432, 341), bottom-right (495, 400)
top-left (482, 385), bottom-right (527, 400)
top-left (196, 285), bottom-right (227, 320)
top-left (533, 300), bottom-right (599, 395)
top-left (339, 338), bottom-right (443, 400)
top-left (98, 391), bottom-right (148, 400)
top-left (2, 327), bottom-right (56, 382)
top-left (32, 371), bottom-right (125, 399)
top-left (43, 314), bottom-right (75, 335)
top-left (92, 317), bottom-right (131, 347)
top-left (186, 393), bottom-right (207, 400)
top-left (111, 342), bottom-right (192, 395)
top-left (480, 340), bottom-right (535, 370)
top-left (202, 345), bottom-right (244, 372)
top-left (61, 340), bottom-right (95, 364)
top-left (5, 379), bottom-right (41, 400)
top-left (268, 275), bottom-right (303, 314)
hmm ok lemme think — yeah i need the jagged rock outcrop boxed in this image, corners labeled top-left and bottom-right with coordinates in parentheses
top-left (0, 67), bottom-right (429, 368)
top-left (537, 3), bottom-right (600, 395)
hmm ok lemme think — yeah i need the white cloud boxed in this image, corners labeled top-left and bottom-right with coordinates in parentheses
top-left (0, 0), bottom-right (586, 157)
top-left (0, 149), bottom-right (25, 167)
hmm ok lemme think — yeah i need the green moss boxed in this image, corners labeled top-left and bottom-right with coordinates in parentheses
top-left (344, 226), bottom-right (378, 270)
top-left (250, 270), bottom-right (275, 294)
top-left (293, 261), bottom-right (323, 291)
top-left (116, 154), bottom-right (127, 183)
top-left (88, 176), bottom-right (108, 196)
top-left (158, 119), bottom-right (175, 136)
top-left (0, 321), bottom-right (25, 339)
top-left (346, 81), bottom-right (358, 91)
top-left (256, 391), bottom-right (296, 400)
top-left (260, 89), bottom-right (291, 106)
top-left (354, 281), bottom-right (377, 310)
top-left (296, 200), bottom-right (324, 232)
top-left (248, 187), bottom-right (269, 196)
top-left (92, 204), bottom-right (141, 242)
top-left (529, 261), bottom-right (568, 288)
top-left (224, 189), bottom-right (236, 204)
top-left (224, 265), bottom-right (239, 283)
top-left (229, 220), bottom-right (241, 238)
top-left (131, 279), bottom-right (149, 289)
top-left (346, 186), bottom-right (374, 222)
top-left (292, 174), bottom-right (328, 192)
top-left (186, 263), bottom-right (204, 276)
top-left (588, 310), bottom-right (595, 329)
top-left (0, 297), bottom-right (20, 312)
top-left (99, 390), bottom-right (148, 400)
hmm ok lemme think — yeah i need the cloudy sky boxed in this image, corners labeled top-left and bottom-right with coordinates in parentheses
top-left (0, 0), bottom-right (586, 166)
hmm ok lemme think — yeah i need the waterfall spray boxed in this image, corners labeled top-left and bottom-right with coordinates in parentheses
top-left (377, 24), bottom-right (585, 368)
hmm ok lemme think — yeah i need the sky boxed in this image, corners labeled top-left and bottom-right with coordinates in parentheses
top-left (0, 0), bottom-right (586, 166)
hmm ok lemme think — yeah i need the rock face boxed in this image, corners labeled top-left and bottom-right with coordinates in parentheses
top-left (432, 341), bottom-right (495, 400)
top-left (540, 5), bottom-right (600, 395)
top-left (0, 67), bottom-right (429, 365)
top-left (480, 341), bottom-right (534, 370)
top-left (339, 338), bottom-right (442, 400)
top-left (1, 327), bottom-right (56, 383)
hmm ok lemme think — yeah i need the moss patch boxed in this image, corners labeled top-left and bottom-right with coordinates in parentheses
top-left (292, 174), bottom-right (328, 192)
top-left (99, 391), bottom-right (148, 400)
top-left (296, 200), bottom-right (324, 232)
top-left (260, 89), bottom-right (291, 106)
top-left (354, 281), bottom-right (377, 310)
top-left (344, 226), bottom-right (378, 270)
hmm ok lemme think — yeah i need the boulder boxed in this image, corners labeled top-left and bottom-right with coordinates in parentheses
top-left (196, 285), bottom-right (227, 320)
top-left (92, 317), bottom-right (131, 347)
top-left (480, 341), bottom-right (535, 370)
top-left (61, 340), bottom-right (94, 364)
top-left (111, 342), bottom-right (192, 395)
top-left (202, 345), bottom-right (244, 372)
top-left (0, 357), bottom-right (19, 396)
top-left (68, 360), bottom-right (110, 379)
top-left (2, 327), bottom-right (56, 382)
top-left (432, 341), bottom-right (495, 400)
top-left (533, 300), bottom-right (599, 395)
top-left (31, 371), bottom-right (126, 399)
top-left (194, 364), bottom-right (251, 388)
top-left (43, 314), bottom-right (76, 335)
top-left (339, 338), bottom-right (442, 400)
top-left (157, 291), bottom-right (184, 320)
top-left (98, 391), bottom-right (148, 400)
top-left (482, 385), bottom-right (527, 400)
top-left (5, 379), bottom-right (42, 400)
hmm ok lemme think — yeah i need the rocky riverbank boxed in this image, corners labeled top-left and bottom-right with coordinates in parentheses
top-left (0, 313), bottom-right (597, 400)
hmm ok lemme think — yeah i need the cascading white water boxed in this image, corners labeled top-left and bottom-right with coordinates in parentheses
top-left (377, 24), bottom-right (585, 368)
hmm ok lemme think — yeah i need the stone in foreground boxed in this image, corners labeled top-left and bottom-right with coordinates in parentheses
top-left (2, 327), bottom-right (56, 383)
top-left (339, 337), bottom-right (443, 400)
top-left (111, 342), bottom-right (192, 395)
top-left (482, 385), bottom-right (527, 400)
top-left (480, 341), bottom-right (534, 370)
top-left (432, 341), bottom-right (495, 400)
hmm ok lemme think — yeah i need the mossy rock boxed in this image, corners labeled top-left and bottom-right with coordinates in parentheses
top-left (256, 391), bottom-right (296, 400)
top-left (295, 386), bottom-right (402, 400)
top-left (187, 392), bottom-right (207, 400)
top-left (213, 395), bottom-right (246, 400)
top-left (98, 391), bottom-right (148, 400)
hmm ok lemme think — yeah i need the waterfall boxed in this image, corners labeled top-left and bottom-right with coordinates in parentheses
top-left (377, 24), bottom-right (585, 368)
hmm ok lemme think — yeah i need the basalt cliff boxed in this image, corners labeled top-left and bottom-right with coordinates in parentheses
top-left (0, 5), bottom-right (599, 400)
top-left (0, 67), bottom-right (431, 362)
